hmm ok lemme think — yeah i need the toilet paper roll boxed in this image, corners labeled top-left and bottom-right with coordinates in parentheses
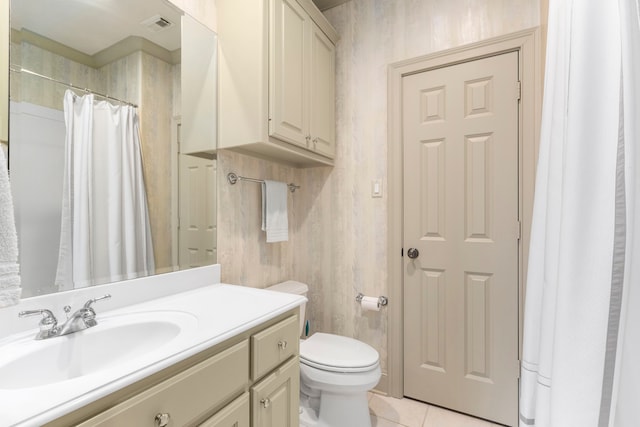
top-left (360, 296), bottom-right (380, 312)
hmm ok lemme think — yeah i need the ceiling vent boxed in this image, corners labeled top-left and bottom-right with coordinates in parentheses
top-left (141, 15), bottom-right (175, 32)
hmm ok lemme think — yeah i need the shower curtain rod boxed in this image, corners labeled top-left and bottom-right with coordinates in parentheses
top-left (10, 66), bottom-right (139, 108)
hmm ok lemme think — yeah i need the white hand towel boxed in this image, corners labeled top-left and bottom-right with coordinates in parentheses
top-left (0, 148), bottom-right (21, 307)
top-left (261, 180), bottom-right (289, 243)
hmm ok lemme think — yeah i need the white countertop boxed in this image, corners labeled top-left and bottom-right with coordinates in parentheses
top-left (0, 281), bottom-right (305, 426)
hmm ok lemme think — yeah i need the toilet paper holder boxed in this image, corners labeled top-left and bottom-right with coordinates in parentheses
top-left (356, 293), bottom-right (388, 308)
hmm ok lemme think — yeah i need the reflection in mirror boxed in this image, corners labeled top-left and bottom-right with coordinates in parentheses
top-left (8, 0), bottom-right (217, 298)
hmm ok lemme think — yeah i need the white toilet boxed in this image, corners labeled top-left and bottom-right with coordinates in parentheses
top-left (266, 281), bottom-right (381, 427)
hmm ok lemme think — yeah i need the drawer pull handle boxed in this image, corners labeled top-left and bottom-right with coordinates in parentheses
top-left (278, 340), bottom-right (288, 350)
top-left (261, 398), bottom-right (271, 408)
top-left (155, 412), bottom-right (171, 427)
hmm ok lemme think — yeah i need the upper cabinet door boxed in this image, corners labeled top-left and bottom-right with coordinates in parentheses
top-left (309, 23), bottom-right (336, 159)
top-left (269, 0), bottom-right (310, 148)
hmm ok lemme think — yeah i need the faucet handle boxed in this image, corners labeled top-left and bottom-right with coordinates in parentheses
top-left (81, 294), bottom-right (111, 327)
top-left (18, 309), bottom-right (59, 338)
top-left (83, 294), bottom-right (112, 309)
top-left (19, 309), bottom-right (57, 323)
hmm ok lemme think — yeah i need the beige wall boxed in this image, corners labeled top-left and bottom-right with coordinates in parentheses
top-left (217, 150), bottom-right (298, 286)
top-left (11, 41), bottom-right (102, 110)
top-left (218, 0), bottom-right (540, 381)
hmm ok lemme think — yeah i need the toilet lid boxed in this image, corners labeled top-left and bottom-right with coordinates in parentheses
top-left (300, 333), bottom-right (379, 373)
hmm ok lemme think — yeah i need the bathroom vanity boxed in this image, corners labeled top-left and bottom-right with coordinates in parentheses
top-left (51, 312), bottom-right (300, 427)
top-left (0, 266), bottom-right (305, 427)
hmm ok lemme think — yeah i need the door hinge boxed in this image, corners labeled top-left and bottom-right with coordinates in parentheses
top-left (516, 81), bottom-right (522, 101)
top-left (517, 359), bottom-right (521, 378)
top-left (516, 220), bottom-right (522, 240)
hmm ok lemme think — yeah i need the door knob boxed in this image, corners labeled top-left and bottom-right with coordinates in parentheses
top-left (407, 248), bottom-right (419, 259)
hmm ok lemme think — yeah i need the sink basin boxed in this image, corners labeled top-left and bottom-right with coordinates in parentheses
top-left (0, 310), bottom-right (197, 389)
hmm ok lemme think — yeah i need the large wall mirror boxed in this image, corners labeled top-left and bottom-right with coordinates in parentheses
top-left (7, 0), bottom-right (218, 298)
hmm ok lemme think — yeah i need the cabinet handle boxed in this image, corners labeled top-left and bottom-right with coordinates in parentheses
top-left (278, 340), bottom-right (288, 350)
top-left (312, 137), bottom-right (318, 146)
top-left (154, 413), bottom-right (170, 427)
top-left (261, 398), bottom-right (271, 408)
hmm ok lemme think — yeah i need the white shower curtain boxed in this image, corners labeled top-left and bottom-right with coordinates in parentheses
top-left (520, 0), bottom-right (640, 426)
top-left (55, 90), bottom-right (154, 290)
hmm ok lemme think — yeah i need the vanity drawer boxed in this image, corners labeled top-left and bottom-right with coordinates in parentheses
top-left (77, 340), bottom-right (249, 427)
top-left (251, 315), bottom-right (299, 381)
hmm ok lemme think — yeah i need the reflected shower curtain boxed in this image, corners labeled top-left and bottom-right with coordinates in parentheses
top-left (55, 90), bottom-right (154, 290)
top-left (520, 0), bottom-right (639, 426)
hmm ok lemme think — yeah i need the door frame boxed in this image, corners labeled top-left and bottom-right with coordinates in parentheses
top-left (386, 28), bottom-right (542, 399)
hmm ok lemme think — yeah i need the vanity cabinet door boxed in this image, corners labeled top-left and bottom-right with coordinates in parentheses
top-left (251, 356), bottom-right (300, 427)
top-left (198, 393), bottom-right (250, 427)
top-left (77, 340), bottom-right (249, 427)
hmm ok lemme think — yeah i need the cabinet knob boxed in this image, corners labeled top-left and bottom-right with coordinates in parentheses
top-left (278, 340), bottom-right (288, 350)
top-left (154, 413), bottom-right (170, 427)
top-left (261, 398), bottom-right (271, 408)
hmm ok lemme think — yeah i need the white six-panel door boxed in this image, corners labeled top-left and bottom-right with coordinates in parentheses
top-left (178, 154), bottom-right (217, 269)
top-left (402, 51), bottom-right (520, 426)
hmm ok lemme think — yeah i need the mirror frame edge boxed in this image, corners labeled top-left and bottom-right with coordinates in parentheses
top-left (1, 0), bottom-right (7, 143)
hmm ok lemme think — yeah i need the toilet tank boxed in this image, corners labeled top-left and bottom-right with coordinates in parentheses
top-left (265, 280), bottom-right (308, 336)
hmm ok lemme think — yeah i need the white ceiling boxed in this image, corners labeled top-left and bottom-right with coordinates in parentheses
top-left (10, 0), bottom-right (348, 56)
top-left (11, 0), bottom-right (182, 55)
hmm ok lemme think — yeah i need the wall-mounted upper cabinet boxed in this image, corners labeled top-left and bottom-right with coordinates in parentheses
top-left (181, 14), bottom-right (218, 155)
top-left (217, 0), bottom-right (337, 167)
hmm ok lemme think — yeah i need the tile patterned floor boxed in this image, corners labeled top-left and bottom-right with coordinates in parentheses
top-left (368, 393), bottom-right (503, 427)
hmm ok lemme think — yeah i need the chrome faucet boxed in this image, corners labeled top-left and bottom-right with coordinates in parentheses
top-left (58, 295), bottom-right (111, 336)
top-left (19, 294), bottom-right (111, 340)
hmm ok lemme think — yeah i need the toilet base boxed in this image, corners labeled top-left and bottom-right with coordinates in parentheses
top-left (299, 389), bottom-right (372, 427)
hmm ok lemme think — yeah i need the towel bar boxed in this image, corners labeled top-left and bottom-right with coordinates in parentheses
top-left (227, 172), bottom-right (300, 193)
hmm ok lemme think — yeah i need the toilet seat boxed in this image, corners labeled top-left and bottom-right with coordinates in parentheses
top-left (300, 333), bottom-right (379, 373)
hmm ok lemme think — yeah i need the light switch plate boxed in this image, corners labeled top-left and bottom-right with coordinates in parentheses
top-left (372, 179), bottom-right (383, 198)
